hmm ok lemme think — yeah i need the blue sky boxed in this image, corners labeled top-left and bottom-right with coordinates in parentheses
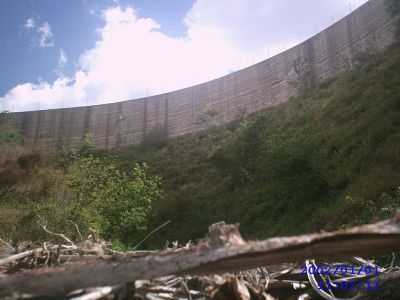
top-left (0, 0), bottom-right (368, 111)
top-left (0, 0), bottom-right (192, 95)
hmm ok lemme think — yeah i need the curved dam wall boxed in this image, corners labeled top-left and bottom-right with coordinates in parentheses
top-left (8, 0), bottom-right (398, 151)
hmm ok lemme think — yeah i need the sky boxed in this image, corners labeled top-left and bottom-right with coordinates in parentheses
top-left (0, 0), bottom-right (368, 112)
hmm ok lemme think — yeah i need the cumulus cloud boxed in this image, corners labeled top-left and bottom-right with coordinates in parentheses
top-left (185, 0), bottom-right (368, 57)
top-left (37, 22), bottom-right (54, 48)
top-left (3, 0), bottom-right (367, 111)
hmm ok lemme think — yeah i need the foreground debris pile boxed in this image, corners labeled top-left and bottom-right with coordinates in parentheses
top-left (1, 216), bottom-right (400, 299)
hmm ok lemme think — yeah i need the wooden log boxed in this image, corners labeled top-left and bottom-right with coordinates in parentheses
top-left (1, 214), bottom-right (400, 297)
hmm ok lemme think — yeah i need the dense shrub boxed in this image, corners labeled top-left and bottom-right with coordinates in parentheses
top-left (65, 155), bottom-right (162, 246)
top-left (0, 152), bottom-right (162, 248)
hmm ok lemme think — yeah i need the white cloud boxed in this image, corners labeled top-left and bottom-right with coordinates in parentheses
top-left (185, 0), bottom-right (368, 56)
top-left (3, 0), bottom-right (368, 111)
top-left (25, 18), bottom-right (35, 29)
top-left (54, 49), bottom-right (68, 77)
top-left (58, 49), bottom-right (68, 67)
top-left (37, 22), bottom-right (54, 48)
top-left (24, 18), bottom-right (55, 48)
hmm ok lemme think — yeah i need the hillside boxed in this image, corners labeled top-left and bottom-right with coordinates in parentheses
top-left (136, 47), bottom-right (400, 244)
top-left (1, 46), bottom-right (400, 249)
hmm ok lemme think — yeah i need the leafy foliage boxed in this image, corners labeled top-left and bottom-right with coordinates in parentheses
top-left (65, 155), bottom-right (162, 246)
top-left (0, 152), bottom-right (161, 247)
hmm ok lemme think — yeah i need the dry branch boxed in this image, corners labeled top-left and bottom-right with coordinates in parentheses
top-left (1, 215), bottom-right (400, 297)
top-left (70, 286), bottom-right (114, 300)
top-left (0, 248), bottom-right (42, 267)
top-left (38, 221), bottom-right (76, 247)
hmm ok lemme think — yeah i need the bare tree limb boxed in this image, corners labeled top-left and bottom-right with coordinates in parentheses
top-left (70, 286), bottom-right (114, 300)
top-left (38, 220), bottom-right (75, 247)
top-left (68, 220), bottom-right (84, 242)
top-left (133, 220), bottom-right (171, 250)
top-left (0, 248), bottom-right (42, 267)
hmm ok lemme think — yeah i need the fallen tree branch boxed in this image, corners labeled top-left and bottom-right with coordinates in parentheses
top-left (133, 220), bottom-right (171, 250)
top-left (0, 248), bottom-right (42, 267)
top-left (70, 286), bottom-right (115, 300)
top-left (68, 220), bottom-right (84, 242)
top-left (1, 214), bottom-right (400, 297)
top-left (38, 220), bottom-right (75, 247)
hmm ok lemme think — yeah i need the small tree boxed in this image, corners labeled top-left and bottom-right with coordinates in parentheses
top-left (66, 155), bottom-right (162, 247)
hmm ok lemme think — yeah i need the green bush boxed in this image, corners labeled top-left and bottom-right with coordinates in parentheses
top-left (66, 155), bottom-right (162, 247)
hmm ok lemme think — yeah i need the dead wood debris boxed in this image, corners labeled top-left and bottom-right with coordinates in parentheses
top-left (1, 216), bottom-right (400, 299)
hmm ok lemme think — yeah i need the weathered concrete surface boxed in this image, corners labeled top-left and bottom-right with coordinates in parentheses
top-left (8, 0), bottom-right (398, 151)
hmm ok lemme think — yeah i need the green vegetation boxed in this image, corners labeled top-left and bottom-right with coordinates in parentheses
top-left (65, 155), bottom-right (161, 247)
top-left (1, 47), bottom-right (400, 248)
top-left (137, 47), bottom-right (400, 244)
top-left (0, 149), bottom-right (161, 247)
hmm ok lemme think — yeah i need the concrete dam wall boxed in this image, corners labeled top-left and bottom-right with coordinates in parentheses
top-left (8, 0), bottom-right (398, 151)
